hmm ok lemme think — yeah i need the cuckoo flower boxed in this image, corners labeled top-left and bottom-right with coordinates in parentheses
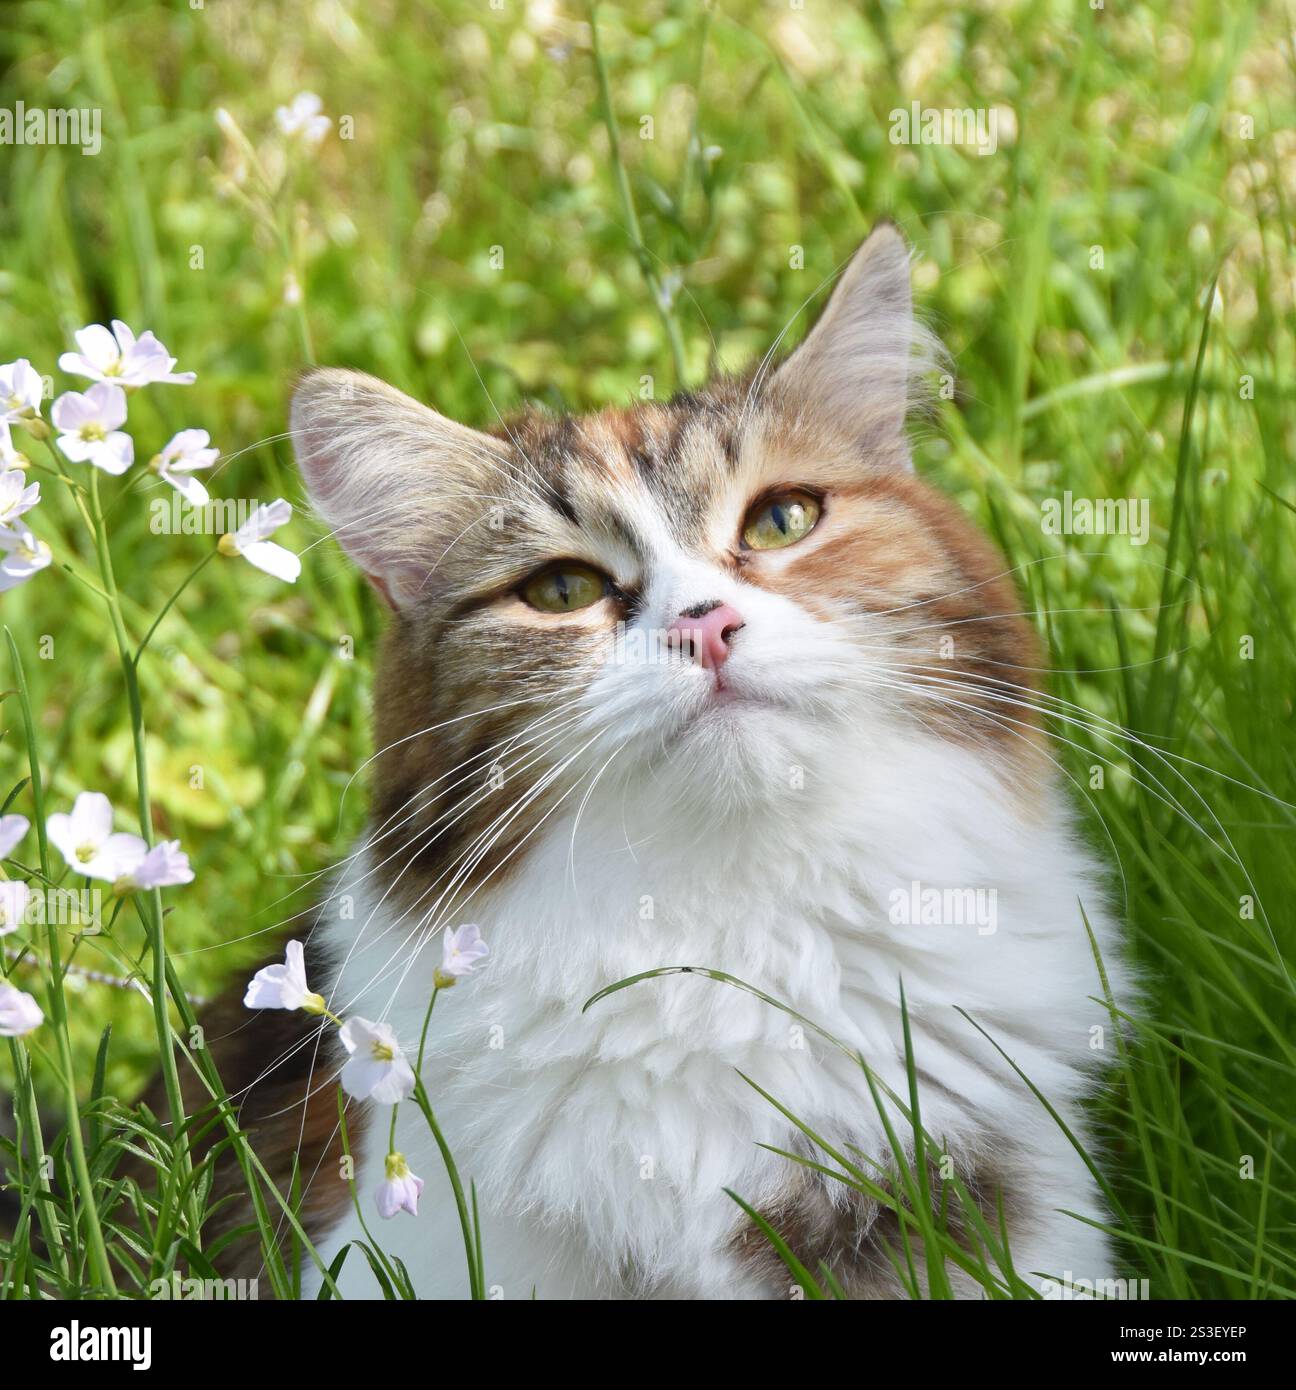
top-left (243, 940), bottom-right (326, 1014)
top-left (376, 1152), bottom-right (425, 1219)
top-left (151, 428), bottom-right (218, 507)
top-left (434, 923), bottom-right (489, 988)
top-left (58, 320), bottom-right (196, 388)
top-left (0, 881), bottom-right (31, 936)
top-left (113, 840), bottom-right (195, 895)
top-left (51, 383), bottom-right (134, 474)
top-left (0, 359), bottom-right (43, 424)
top-left (0, 525), bottom-right (52, 592)
top-left (217, 498), bottom-right (301, 582)
top-left (0, 467), bottom-right (39, 533)
top-left (1, 423), bottom-right (31, 471)
top-left (0, 983), bottom-right (43, 1036)
top-left (339, 1017), bottom-right (416, 1103)
top-left (46, 793), bottom-right (147, 883)
top-left (0, 814), bottom-right (29, 859)
top-left (276, 92), bottom-right (331, 145)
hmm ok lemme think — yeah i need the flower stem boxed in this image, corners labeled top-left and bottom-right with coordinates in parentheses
top-left (84, 466), bottom-right (200, 1245)
top-left (134, 549), bottom-right (216, 664)
top-left (410, 986), bottom-right (484, 1299)
top-left (4, 628), bottom-right (113, 1294)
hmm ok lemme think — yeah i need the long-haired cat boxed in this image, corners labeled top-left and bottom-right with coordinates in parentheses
top-left (179, 224), bottom-right (1128, 1298)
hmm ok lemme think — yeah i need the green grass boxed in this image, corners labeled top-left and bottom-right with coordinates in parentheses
top-left (1, 0), bottom-right (1294, 1298)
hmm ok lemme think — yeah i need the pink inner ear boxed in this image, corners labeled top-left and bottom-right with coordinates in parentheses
top-left (367, 572), bottom-right (399, 610)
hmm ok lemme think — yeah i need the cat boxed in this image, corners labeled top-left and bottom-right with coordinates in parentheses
top-left (181, 223), bottom-right (1129, 1298)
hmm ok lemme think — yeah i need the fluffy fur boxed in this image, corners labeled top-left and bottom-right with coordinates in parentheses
top-left (206, 224), bottom-right (1129, 1298)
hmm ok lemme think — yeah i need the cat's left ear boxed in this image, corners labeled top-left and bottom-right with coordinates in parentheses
top-left (770, 222), bottom-right (935, 467)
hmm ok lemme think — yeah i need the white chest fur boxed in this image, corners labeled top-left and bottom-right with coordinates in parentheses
top-left (306, 734), bottom-right (1123, 1299)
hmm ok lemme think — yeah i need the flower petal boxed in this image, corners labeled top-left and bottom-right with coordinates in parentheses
top-left (241, 540), bottom-right (301, 583)
top-left (163, 469), bottom-right (210, 507)
top-left (0, 814), bottom-right (29, 859)
top-left (72, 325), bottom-right (121, 373)
top-left (0, 983), bottom-right (43, 1037)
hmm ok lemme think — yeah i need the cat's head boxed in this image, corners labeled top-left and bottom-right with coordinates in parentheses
top-left (291, 225), bottom-right (1038, 877)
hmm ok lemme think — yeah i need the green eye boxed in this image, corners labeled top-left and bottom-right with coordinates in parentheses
top-left (520, 564), bottom-right (608, 613)
top-left (742, 490), bottom-right (822, 550)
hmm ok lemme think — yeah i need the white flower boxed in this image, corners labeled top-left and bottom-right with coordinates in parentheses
top-left (51, 383), bottom-right (134, 474)
top-left (0, 525), bottom-right (52, 593)
top-left (0, 881), bottom-right (30, 936)
top-left (0, 983), bottom-right (44, 1037)
top-left (243, 940), bottom-right (325, 1014)
top-left (339, 1016), bottom-right (416, 1103)
top-left (0, 359), bottom-right (43, 423)
top-left (276, 92), bottom-right (331, 145)
top-left (434, 923), bottom-right (489, 988)
top-left (46, 792), bottom-right (147, 883)
top-left (1, 423), bottom-right (32, 471)
top-left (0, 467), bottom-right (39, 533)
top-left (151, 429), bottom-right (218, 507)
top-left (58, 320), bottom-right (196, 388)
top-left (0, 814), bottom-right (29, 859)
top-left (114, 840), bottom-right (195, 894)
top-left (376, 1151), bottom-right (424, 1219)
top-left (217, 498), bottom-right (300, 582)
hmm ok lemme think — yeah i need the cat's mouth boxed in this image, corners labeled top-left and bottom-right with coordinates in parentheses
top-left (689, 674), bottom-right (783, 718)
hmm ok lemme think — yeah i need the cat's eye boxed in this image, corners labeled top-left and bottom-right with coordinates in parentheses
top-left (519, 564), bottom-right (609, 614)
top-left (742, 490), bottom-right (822, 551)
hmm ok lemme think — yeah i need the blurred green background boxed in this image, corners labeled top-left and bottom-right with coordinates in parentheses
top-left (1, 0), bottom-right (1293, 1295)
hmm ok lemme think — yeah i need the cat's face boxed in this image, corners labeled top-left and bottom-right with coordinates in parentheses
top-left (292, 226), bottom-right (1038, 891)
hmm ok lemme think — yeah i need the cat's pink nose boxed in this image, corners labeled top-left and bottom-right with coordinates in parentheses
top-left (665, 601), bottom-right (745, 671)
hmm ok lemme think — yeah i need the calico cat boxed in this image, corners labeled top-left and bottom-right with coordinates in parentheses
top-left (183, 223), bottom-right (1128, 1298)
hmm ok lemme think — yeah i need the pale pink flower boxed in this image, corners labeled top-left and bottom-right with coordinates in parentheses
top-left (0, 525), bottom-right (52, 592)
top-left (434, 923), bottom-right (489, 988)
top-left (0, 881), bottom-right (30, 936)
top-left (151, 429), bottom-right (218, 507)
top-left (0, 359), bottom-right (43, 424)
top-left (275, 92), bottom-right (330, 146)
top-left (58, 320), bottom-right (196, 388)
top-left (51, 383), bottom-right (134, 474)
top-left (0, 982), bottom-right (43, 1037)
top-left (376, 1151), bottom-right (424, 1219)
top-left (0, 814), bottom-right (29, 859)
top-left (243, 940), bottom-right (325, 1014)
top-left (46, 792), bottom-right (147, 883)
top-left (114, 840), bottom-right (195, 894)
top-left (217, 498), bottom-right (300, 582)
top-left (1, 422), bottom-right (32, 470)
top-left (0, 467), bottom-right (40, 533)
top-left (339, 1016), bottom-right (415, 1103)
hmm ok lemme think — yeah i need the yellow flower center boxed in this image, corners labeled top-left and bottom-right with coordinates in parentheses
top-left (75, 844), bottom-right (97, 864)
top-left (371, 1040), bottom-right (394, 1062)
top-left (79, 423), bottom-right (106, 442)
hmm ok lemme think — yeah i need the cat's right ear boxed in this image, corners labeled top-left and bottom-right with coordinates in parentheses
top-left (290, 368), bottom-right (504, 609)
top-left (770, 223), bottom-right (939, 467)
